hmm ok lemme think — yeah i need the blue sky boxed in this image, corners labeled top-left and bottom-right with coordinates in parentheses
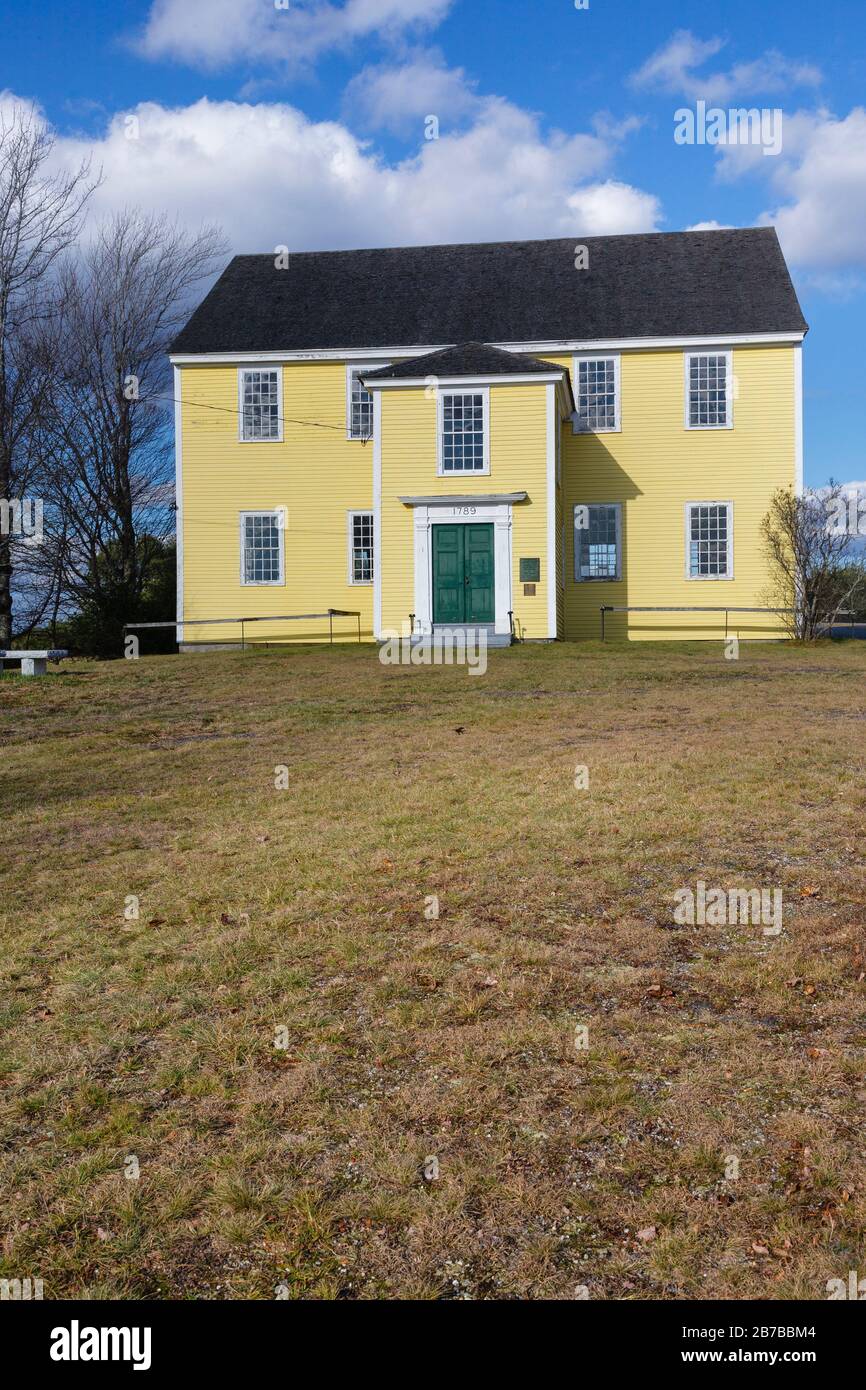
top-left (3, 0), bottom-right (865, 487)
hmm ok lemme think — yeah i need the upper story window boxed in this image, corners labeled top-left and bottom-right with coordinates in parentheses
top-left (348, 511), bottom-right (374, 585)
top-left (240, 510), bottom-right (284, 585)
top-left (347, 366), bottom-right (385, 440)
top-left (240, 368), bottom-right (282, 441)
top-left (686, 502), bottom-right (733, 579)
top-left (686, 352), bottom-right (732, 429)
top-left (573, 355), bottom-right (620, 433)
top-left (574, 503), bottom-right (621, 581)
top-left (438, 390), bottom-right (489, 474)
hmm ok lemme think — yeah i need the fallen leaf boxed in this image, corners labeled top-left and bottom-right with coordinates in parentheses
top-left (752, 1242), bottom-right (770, 1256)
top-left (637, 1226), bottom-right (657, 1243)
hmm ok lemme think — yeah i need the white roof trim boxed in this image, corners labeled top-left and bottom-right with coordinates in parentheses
top-left (169, 330), bottom-right (805, 367)
top-left (399, 492), bottom-right (528, 506)
top-left (364, 372), bottom-right (566, 390)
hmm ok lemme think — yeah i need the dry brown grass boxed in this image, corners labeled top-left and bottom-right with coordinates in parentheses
top-left (1, 638), bottom-right (865, 1300)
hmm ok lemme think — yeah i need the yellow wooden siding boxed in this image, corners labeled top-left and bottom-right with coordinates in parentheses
top-left (549, 346), bottom-right (796, 641)
top-left (379, 383), bottom-right (551, 638)
top-left (180, 363), bottom-right (374, 645)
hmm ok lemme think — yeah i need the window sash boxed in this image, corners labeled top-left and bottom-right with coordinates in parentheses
top-left (241, 512), bottom-right (284, 585)
top-left (240, 369), bottom-right (281, 441)
top-left (348, 369), bottom-right (374, 440)
top-left (439, 391), bottom-right (487, 473)
top-left (348, 511), bottom-right (374, 584)
top-left (575, 504), bottom-right (621, 581)
top-left (573, 356), bottom-right (619, 433)
top-left (686, 503), bottom-right (732, 578)
top-left (686, 353), bottom-right (731, 429)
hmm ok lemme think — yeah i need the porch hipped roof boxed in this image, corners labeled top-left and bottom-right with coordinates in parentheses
top-left (363, 341), bottom-right (574, 412)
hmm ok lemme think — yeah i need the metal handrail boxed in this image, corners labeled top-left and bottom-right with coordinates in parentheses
top-left (124, 609), bottom-right (363, 647)
top-left (599, 605), bottom-right (853, 641)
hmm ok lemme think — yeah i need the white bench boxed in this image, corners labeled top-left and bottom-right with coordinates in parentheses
top-left (0, 649), bottom-right (68, 677)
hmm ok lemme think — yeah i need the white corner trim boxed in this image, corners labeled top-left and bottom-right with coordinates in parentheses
top-left (237, 364), bottom-right (284, 443)
top-left (794, 343), bottom-right (804, 496)
top-left (373, 391), bottom-right (383, 639)
top-left (546, 383), bottom-right (558, 638)
top-left (174, 364), bottom-right (184, 642)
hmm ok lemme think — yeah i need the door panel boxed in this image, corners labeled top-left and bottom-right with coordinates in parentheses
top-left (432, 523), bottom-right (494, 625)
top-left (433, 525), bottom-right (464, 624)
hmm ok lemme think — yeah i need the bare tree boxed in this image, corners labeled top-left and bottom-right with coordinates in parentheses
top-left (761, 483), bottom-right (866, 640)
top-left (0, 102), bottom-right (97, 645)
top-left (38, 210), bottom-right (227, 654)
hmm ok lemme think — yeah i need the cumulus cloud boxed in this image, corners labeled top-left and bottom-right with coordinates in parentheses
top-left (630, 29), bottom-right (821, 105)
top-left (343, 51), bottom-right (480, 134)
top-left (135, 0), bottom-right (455, 73)
top-left (39, 93), bottom-right (660, 252)
top-left (686, 220), bottom-right (734, 231)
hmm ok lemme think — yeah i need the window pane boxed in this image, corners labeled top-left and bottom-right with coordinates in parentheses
top-left (577, 504), bottom-right (619, 579)
top-left (351, 512), bottom-right (374, 583)
top-left (242, 370), bottom-right (280, 440)
top-left (688, 355), bottom-right (728, 427)
top-left (441, 393), bottom-right (485, 472)
top-left (688, 505), bottom-right (729, 576)
top-left (243, 513), bottom-right (281, 583)
top-left (576, 358), bottom-right (617, 431)
top-left (350, 370), bottom-right (374, 439)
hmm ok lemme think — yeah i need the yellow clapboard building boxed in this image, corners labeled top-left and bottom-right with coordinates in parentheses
top-left (171, 229), bottom-right (806, 648)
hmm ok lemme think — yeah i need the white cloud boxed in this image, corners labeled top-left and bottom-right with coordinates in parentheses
top-left (136, 0), bottom-right (455, 72)
top-left (343, 52), bottom-right (480, 134)
top-left (631, 29), bottom-right (821, 105)
top-left (710, 107), bottom-right (866, 271)
top-left (686, 220), bottom-right (734, 231)
top-left (43, 94), bottom-right (660, 252)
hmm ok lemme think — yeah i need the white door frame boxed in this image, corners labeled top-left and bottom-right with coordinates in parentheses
top-left (410, 501), bottom-right (513, 637)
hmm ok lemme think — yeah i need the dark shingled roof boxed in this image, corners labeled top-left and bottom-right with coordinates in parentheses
top-left (171, 229), bottom-right (807, 355)
top-left (363, 342), bottom-right (567, 380)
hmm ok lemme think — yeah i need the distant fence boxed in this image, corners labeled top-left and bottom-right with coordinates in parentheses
top-left (599, 606), bottom-right (854, 641)
top-left (124, 610), bottom-right (363, 650)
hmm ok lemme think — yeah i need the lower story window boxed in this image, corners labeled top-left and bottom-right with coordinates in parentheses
top-left (687, 502), bottom-right (733, 579)
top-left (241, 510), bottom-right (284, 585)
top-left (575, 503), bottom-right (621, 580)
top-left (348, 511), bottom-right (374, 584)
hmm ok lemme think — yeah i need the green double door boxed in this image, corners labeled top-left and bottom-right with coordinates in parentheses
top-left (432, 523), bottom-right (494, 625)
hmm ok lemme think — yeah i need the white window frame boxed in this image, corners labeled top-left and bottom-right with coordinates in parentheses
top-left (684, 351), bottom-right (733, 431)
top-left (346, 364), bottom-right (387, 441)
top-left (572, 353), bottom-right (621, 434)
top-left (238, 366), bottom-right (283, 443)
top-left (574, 502), bottom-right (622, 582)
top-left (684, 501), bottom-right (734, 581)
top-left (347, 509), bottom-right (374, 586)
top-left (239, 509), bottom-right (286, 586)
top-left (437, 386), bottom-right (490, 477)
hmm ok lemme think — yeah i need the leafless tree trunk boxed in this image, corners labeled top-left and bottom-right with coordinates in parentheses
top-left (762, 483), bottom-right (866, 640)
top-left (37, 210), bottom-right (226, 654)
top-left (0, 101), bottom-right (97, 646)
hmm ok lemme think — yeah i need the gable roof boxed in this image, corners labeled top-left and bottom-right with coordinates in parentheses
top-left (363, 341), bottom-right (567, 380)
top-left (171, 228), bottom-right (807, 356)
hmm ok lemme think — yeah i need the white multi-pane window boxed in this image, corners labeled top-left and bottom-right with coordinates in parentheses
top-left (347, 367), bottom-right (382, 440)
top-left (686, 502), bottom-right (733, 579)
top-left (239, 368), bottom-right (282, 441)
top-left (439, 391), bottom-right (488, 473)
top-left (686, 352), bottom-right (732, 429)
top-left (348, 511), bottom-right (374, 584)
top-left (574, 503), bottom-right (621, 581)
top-left (573, 355), bottom-right (620, 433)
top-left (240, 511), bottom-right (284, 585)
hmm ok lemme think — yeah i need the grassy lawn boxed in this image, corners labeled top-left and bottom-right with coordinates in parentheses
top-left (1, 639), bottom-right (865, 1301)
